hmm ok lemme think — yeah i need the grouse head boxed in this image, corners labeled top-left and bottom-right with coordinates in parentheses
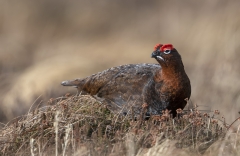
top-left (151, 43), bottom-right (183, 68)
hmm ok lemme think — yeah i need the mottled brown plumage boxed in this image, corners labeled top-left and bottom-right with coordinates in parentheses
top-left (61, 43), bottom-right (191, 117)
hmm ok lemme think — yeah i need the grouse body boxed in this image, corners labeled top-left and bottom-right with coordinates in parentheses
top-left (61, 43), bottom-right (191, 117)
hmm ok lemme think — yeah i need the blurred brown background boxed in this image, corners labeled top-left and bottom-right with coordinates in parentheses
top-left (0, 0), bottom-right (240, 123)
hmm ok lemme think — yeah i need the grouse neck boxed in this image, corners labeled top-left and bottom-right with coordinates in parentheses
top-left (155, 63), bottom-right (185, 82)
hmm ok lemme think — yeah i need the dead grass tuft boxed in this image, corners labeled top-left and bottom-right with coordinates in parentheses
top-left (0, 95), bottom-right (239, 156)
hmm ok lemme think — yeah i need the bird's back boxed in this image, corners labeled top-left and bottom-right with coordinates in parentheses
top-left (62, 63), bottom-right (160, 113)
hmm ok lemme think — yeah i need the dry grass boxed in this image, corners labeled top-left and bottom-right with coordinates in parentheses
top-left (1, 95), bottom-right (238, 156)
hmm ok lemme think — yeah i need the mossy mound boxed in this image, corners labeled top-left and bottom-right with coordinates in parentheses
top-left (0, 95), bottom-right (233, 156)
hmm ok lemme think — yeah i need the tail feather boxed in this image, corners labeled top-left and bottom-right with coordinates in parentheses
top-left (61, 79), bottom-right (81, 87)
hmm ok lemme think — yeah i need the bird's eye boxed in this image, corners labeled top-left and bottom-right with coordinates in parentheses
top-left (164, 49), bottom-right (171, 54)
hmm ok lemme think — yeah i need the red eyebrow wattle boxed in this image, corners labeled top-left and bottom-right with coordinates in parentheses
top-left (160, 44), bottom-right (173, 52)
top-left (154, 43), bottom-right (163, 50)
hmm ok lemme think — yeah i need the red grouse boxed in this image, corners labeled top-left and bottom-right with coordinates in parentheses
top-left (61, 43), bottom-right (191, 117)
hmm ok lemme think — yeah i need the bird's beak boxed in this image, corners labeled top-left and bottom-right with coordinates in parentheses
top-left (151, 51), bottom-right (157, 58)
top-left (151, 51), bottom-right (164, 61)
